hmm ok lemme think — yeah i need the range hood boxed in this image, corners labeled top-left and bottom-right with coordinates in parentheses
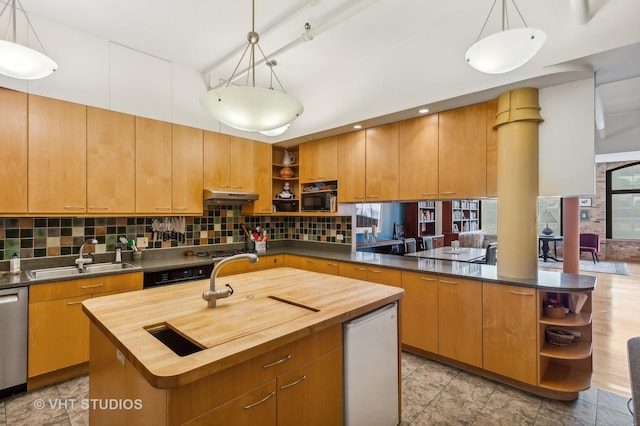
top-left (203, 189), bottom-right (259, 205)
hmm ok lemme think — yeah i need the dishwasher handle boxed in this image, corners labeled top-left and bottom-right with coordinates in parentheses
top-left (0, 294), bottom-right (19, 304)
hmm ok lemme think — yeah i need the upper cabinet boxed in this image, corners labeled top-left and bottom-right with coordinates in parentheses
top-left (365, 123), bottom-right (399, 201)
top-left (398, 114), bottom-right (439, 200)
top-left (203, 132), bottom-right (254, 192)
top-left (438, 103), bottom-right (487, 199)
top-left (243, 141), bottom-right (273, 215)
top-left (87, 107), bottom-right (135, 214)
top-left (299, 137), bottom-right (338, 183)
top-left (0, 88), bottom-right (28, 214)
top-left (486, 100), bottom-right (498, 198)
top-left (135, 117), bottom-right (172, 214)
top-left (28, 95), bottom-right (87, 214)
top-left (337, 131), bottom-right (366, 202)
top-left (171, 124), bottom-right (203, 214)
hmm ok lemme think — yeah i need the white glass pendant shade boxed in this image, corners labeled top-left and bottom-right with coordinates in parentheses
top-left (0, 39), bottom-right (57, 79)
top-left (260, 123), bottom-right (290, 136)
top-left (200, 86), bottom-right (303, 132)
top-left (465, 28), bottom-right (546, 74)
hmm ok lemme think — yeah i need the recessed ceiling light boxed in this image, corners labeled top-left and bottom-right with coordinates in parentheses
top-left (418, 108), bottom-right (430, 114)
top-left (353, 124), bottom-right (362, 129)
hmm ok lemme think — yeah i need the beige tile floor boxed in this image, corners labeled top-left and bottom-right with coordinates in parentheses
top-left (0, 351), bottom-right (633, 425)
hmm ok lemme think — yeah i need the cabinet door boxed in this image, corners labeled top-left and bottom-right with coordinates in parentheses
top-left (316, 137), bottom-right (338, 181)
top-left (0, 88), bottom-right (28, 213)
top-left (398, 114), bottom-right (439, 200)
top-left (316, 260), bottom-right (340, 275)
top-left (366, 266), bottom-right (402, 287)
top-left (486, 100), bottom-right (498, 198)
top-left (277, 349), bottom-right (342, 426)
top-left (172, 124), bottom-right (203, 214)
top-left (135, 116), bottom-right (172, 214)
top-left (401, 272), bottom-right (438, 353)
top-left (339, 262), bottom-right (368, 280)
top-left (28, 295), bottom-right (90, 377)
top-left (87, 107), bottom-right (135, 214)
top-left (28, 95), bottom-right (87, 214)
top-left (203, 131), bottom-right (231, 190)
top-left (285, 255), bottom-right (318, 272)
top-left (337, 131), bottom-right (366, 202)
top-left (242, 141), bottom-right (273, 215)
top-left (229, 136), bottom-right (254, 191)
top-left (483, 283), bottom-right (537, 385)
top-left (298, 141), bottom-right (317, 183)
top-left (438, 103), bottom-right (487, 198)
top-left (365, 123), bottom-right (398, 201)
top-left (438, 277), bottom-right (482, 367)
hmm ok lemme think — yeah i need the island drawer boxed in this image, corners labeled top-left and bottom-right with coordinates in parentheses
top-left (168, 324), bottom-right (341, 425)
top-left (30, 272), bottom-right (143, 303)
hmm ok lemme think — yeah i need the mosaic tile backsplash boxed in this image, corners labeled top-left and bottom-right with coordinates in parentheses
top-left (0, 206), bottom-right (352, 260)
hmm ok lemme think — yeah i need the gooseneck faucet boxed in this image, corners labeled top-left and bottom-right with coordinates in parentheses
top-left (76, 238), bottom-right (98, 271)
top-left (203, 253), bottom-right (259, 308)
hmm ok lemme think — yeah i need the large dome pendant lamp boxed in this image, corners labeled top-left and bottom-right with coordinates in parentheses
top-left (0, 0), bottom-right (57, 80)
top-left (465, 0), bottom-right (546, 74)
top-left (199, 0), bottom-right (303, 135)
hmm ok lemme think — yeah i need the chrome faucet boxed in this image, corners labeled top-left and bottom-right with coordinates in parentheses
top-left (76, 238), bottom-right (98, 271)
top-left (203, 253), bottom-right (259, 308)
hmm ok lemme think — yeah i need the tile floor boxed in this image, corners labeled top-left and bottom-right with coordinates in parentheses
top-left (0, 351), bottom-right (634, 425)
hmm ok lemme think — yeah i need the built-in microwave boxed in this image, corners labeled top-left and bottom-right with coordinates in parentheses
top-left (301, 192), bottom-right (336, 212)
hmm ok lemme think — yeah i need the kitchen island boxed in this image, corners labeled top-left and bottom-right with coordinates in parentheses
top-left (82, 267), bottom-right (403, 425)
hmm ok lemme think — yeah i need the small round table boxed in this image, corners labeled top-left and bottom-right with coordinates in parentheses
top-left (539, 235), bottom-right (563, 262)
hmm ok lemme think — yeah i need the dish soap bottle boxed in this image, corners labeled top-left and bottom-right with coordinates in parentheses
top-left (9, 252), bottom-right (21, 274)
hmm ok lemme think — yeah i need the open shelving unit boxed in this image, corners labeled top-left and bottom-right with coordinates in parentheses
top-left (442, 199), bottom-right (480, 245)
top-left (272, 147), bottom-right (299, 213)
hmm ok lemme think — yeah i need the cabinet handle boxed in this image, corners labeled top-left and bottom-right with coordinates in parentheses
top-left (440, 192), bottom-right (456, 195)
top-left (173, 207), bottom-right (188, 211)
top-left (280, 374), bottom-right (307, 390)
top-left (509, 291), bottom-right (533, 296)
top-left (63, 205), bottom-right (84, 210)
top-left (367, 195), bottom-right (379, 199)
top-left (81, 283), bottom-right (104, 289)
top-left (230, 186), bottom-right (244, 189)
top-left (316, 176), bottom-right (326, 179)
top-left (155, 207), bottom-right (171, 211)
top-left (327, 263), bottom-right (338, 267)
top-left (66, 301), bottom-right (83, 305)
top-left (354, 196), bottom-right (366, 199)
top-left (355, 267), bottom-right (367, 271)
top-left (263, 354), bottom-right (292, 369)
top-left (368, 269), bottom-right (381, 274)
top-left (440, 280), bottom-right (457, 285)
top-left (420, 276), bottom-right (437, 281)
top-left (305, 260), bottom-right (316, 264)
top-left (88, 206), bottom-right (109, 210)
top-left (421, 193), bottom-right (437, 196)
top-left (260, 208), bottom-right (272, 212)
top-left (243, 391), bottom-right (275, 410)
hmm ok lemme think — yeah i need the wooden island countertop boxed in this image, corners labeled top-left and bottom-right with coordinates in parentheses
top-left (82, 267), bottom-right (403, 389)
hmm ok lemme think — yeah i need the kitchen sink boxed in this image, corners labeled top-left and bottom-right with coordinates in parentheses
top-left (26, 262), bottom-right (139, 281)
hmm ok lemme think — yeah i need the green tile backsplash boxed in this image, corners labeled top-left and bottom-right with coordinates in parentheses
top-left (0, 207), bottom-right (352, 260)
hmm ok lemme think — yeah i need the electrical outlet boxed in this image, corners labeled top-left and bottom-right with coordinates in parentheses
top-left (136, 237), bottom-right (149, 248)
top-left (336, 234), bottom-right (344, 241)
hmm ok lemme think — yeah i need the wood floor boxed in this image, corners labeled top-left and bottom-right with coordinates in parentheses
top-left (569, 261), bottom-right (640, 397)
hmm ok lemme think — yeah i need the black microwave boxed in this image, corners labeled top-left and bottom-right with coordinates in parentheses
top-left (301, 192), bottom-right (336, 212)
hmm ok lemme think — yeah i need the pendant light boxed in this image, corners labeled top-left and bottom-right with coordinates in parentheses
top-left (465, 0), bottom-right (546, 74)
top-left (0, 0), bottom-right (57, 80)
top-left (200, 0), bottom-right (303, 133)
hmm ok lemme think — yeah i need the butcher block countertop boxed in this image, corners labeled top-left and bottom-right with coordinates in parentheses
top-left (82, 267), bottom-right (403, 389)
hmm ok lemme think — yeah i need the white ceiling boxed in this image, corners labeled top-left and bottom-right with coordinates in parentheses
top-left (12, 0), bottom-right (640, 154)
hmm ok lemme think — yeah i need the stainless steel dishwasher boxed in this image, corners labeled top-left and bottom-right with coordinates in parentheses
top-left (0, 286), bottom-right (28, 397)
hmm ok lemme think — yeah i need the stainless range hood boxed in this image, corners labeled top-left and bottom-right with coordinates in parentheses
top-left (203, 189), bottom-right (259, 205)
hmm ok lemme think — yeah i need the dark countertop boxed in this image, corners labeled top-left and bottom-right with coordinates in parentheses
top-left (0, 241), bottom-right (596, 292)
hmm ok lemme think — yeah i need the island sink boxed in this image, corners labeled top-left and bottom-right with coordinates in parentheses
top-left (146, 325), bottom-right (204, 357)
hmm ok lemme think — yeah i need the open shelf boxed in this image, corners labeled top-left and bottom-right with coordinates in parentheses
top-left (540, 341), bottom-right (592, 360)
top-left (540, 311), bottom-right (592, 327)
top-left (539, 360), bottom-right (592, 392)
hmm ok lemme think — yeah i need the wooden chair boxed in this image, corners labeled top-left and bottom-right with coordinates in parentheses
top-left (579, 233), bottom-right (600, 263)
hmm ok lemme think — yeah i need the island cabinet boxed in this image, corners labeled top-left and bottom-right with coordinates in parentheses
top-left (285, 255), bottom-right (339, 275)
top-left (298, 136), bottom-right (338, 183)
top-left (0, 88), bottom-right (28, 214)
top-left (397, 114), bottom-right (439, 200)
top-left (438, 276), bottom-right (483, 367)
top-left (135, 117), bottom-right (172, 214)
top-left (28, 272), bottom-right (142, 389)
top-left (86, 107), bottom-right (136, 214)
top-left (171, 124), bottom-right (204, 214)
top-left (203, 131), bottom-right (254, 192)
top-left (28, 95), bottom-right (87, 214)
top-left (483, 283), bottom-right (537, 385)
top-left (401, 271), bottom-right (439, 353)
top-left (438, 103), bottom-right (487, 199)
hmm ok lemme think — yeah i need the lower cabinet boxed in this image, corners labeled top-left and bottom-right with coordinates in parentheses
top-left (339, 262), bottom-right (401, 287)
top-left (401, 271), bottom-right (438, 353)
top-left (483, 283), bottom-right (537, 385)
top-left (284, 255), bottom-right (339, 275)
top-left (217, 254), bottom-right (284, 277)
top-left (28, 272), bottom-right (143, 386)
top-left (438, 276), bottom-right (483, 368)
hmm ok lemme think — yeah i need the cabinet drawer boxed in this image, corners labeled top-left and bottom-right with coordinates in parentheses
top-left (168, 324), bottom-right (341, 425)
top-left (30, 272), bottom-right (142, 303)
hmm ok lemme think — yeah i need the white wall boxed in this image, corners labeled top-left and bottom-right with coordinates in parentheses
top-left (539, 78), bottom-right (596, 197)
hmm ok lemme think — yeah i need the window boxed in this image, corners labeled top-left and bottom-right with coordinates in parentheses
top-left (479, 197), bottom-right (562, 236)
top-left (356, 203), bottom-right (382, 234)
top-left (480, 199), bottom-right (497, 234)
top-left (607, 162), bottom-right (640, 239)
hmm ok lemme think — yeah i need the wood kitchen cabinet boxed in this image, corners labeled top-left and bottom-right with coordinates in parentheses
top-left (171, 124), bottom-right (203, 214)
top-left (0, 88), bottom-right (28, 213)
top-left (337, 130), bottom-right (366, 202)
top-left (243, 141), bottom-right (273, 215)
top-left (87, 107), bottom-right (136, 214)
top-left (365, 123), bottom-right (399, 201)
top-left (485, 99), bottom-right (498, 198)
top-left (438, 103), bottom-right (487, 198)
top-left (339, 262), bottom-right (401, 287)
top-left (398, 114), bottom-right (439, 200)
top-left (285, 255), bottom-right (339, 275)
top-left (135, 117), bottom-right (172, 214)
top-left (299, 136), bottom-right (338, 183)
top-left (203, 131), bottom-right (254, 192)
top-left (401, 271), bottom-right (439, 353)
top-left (28, 95), bottom-right (87, 214)
top-left (483, 283), bottom-right (537, 385)
top-left (438, 276), bottom-right (482, 367)
top-left (28, 272), bottom-right (142, 389)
